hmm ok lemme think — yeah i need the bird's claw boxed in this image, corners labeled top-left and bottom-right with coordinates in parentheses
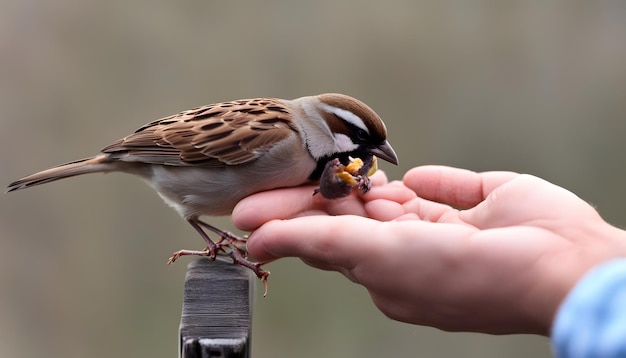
top-left (167, 226), bottom-right (270, 296)
top-left (167, 246), bottom-right (216, 265)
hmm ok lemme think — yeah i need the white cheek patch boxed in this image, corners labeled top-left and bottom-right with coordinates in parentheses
top-left (334, 133), bottom-right (359, 152)
top-left (298, 99), bottom-right (364, 160)
top-left (319, 103), bottom-right (369, 134)
top-left (302, 132), bottom-right (358, 160)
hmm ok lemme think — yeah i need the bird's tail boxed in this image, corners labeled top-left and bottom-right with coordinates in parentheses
top-left (6, 155), bottom-right (116, 192)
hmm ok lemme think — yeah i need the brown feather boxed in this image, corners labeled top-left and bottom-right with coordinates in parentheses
top-left (317, 93), bottom-right (387, 142)
top-left (101, 98), bottom-right (297, 166)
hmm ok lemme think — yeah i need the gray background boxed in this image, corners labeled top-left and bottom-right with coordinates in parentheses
top-left (2, 1), bottom-right (626, 357)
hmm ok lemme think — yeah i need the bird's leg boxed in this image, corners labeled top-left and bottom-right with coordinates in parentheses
top-left (197, 220), bottom-right (269, 296)
top-left (167, 218), bottom-right (222, 264)
top-left (197, 221), bottom-right (248, 248)
top-left (167, 247), bottom-right (213, 264)
top-left (229, 244), bottom-right (270, 297)
top-left (168, 219), bottom-right (270, 295)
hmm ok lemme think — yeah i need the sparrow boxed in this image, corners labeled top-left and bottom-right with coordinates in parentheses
top-left (7, 93), bottom-right (398, 294)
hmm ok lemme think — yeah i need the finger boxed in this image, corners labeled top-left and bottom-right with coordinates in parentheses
top-left (369, 170), bottom-right (389, 186)
top-left (403, 165), bottom-right (519, 209)
top-left (232, 185), bottom-right (320, 231)
top-left (362, 180), bottom-right (417, 204)
top-left (364, 199), bottom-right (407, 221)
top-left (233, 171), bottom-right (392, 231)
top-left (246, 216), bottom-right (478, 284)
top-left (460, 174), bottom-right (602, 229)
top-left (402, 197), bottom-right (463, 223)
top-left (232, 186), bottom-right (369, 231)
top-left (246, 215), bottom-right (381, 266)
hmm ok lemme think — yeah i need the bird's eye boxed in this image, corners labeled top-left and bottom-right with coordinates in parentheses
top-left (355, 129), bottom-right (368, 141)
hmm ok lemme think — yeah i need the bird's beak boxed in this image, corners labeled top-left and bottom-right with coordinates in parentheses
top-left (371, 141), bottom-right (399, 165)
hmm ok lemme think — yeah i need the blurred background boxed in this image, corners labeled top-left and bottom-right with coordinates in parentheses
top-left (2, 1), bottom-right (626, 357)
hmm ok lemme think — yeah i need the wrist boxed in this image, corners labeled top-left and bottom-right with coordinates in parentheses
top-left (523, 223), bottom-right (626, 335)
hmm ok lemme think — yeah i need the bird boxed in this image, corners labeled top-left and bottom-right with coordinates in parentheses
top-left (7, 93), bottom-right (399, 294)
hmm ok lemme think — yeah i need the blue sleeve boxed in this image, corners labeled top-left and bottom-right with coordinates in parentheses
top-left (552, 259), bottom-right (626, 358)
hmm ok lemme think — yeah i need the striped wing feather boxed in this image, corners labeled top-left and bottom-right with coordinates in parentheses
top-left (102, 98), bottom-right (296, 166)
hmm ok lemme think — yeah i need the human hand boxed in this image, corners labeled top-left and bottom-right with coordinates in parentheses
top-left (232, 165), bottom-right (626, 335)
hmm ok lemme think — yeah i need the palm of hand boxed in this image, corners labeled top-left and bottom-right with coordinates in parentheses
top-left (233, 165), bottom-right (625, 335)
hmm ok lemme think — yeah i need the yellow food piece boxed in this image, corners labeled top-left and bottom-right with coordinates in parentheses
top-left (368, 156), bottom-right (378, 176)
top-left (345, 156), bottom-right (378, 176)
top-left (345, 158), bottom-right (364, 174)
top-left (337, 171), bottom-right (358, 185)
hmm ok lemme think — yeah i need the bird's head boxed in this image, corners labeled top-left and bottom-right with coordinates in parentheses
top-left (295, 93), bottom-right (398, 180)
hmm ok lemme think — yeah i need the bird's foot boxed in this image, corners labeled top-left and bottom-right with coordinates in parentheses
top-left (167, 246), bottom-right (216, 264)
top-left (169, 220), bottom-right (270, 295)
top-left (228, 245), bottom-right (270, 297)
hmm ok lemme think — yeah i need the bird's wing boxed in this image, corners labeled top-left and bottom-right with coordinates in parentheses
top-left (101, 98), bottom-right (297, 166)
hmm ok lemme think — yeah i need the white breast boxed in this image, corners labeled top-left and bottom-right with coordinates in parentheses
top-left (145, 136), bottom-right (317, 219)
